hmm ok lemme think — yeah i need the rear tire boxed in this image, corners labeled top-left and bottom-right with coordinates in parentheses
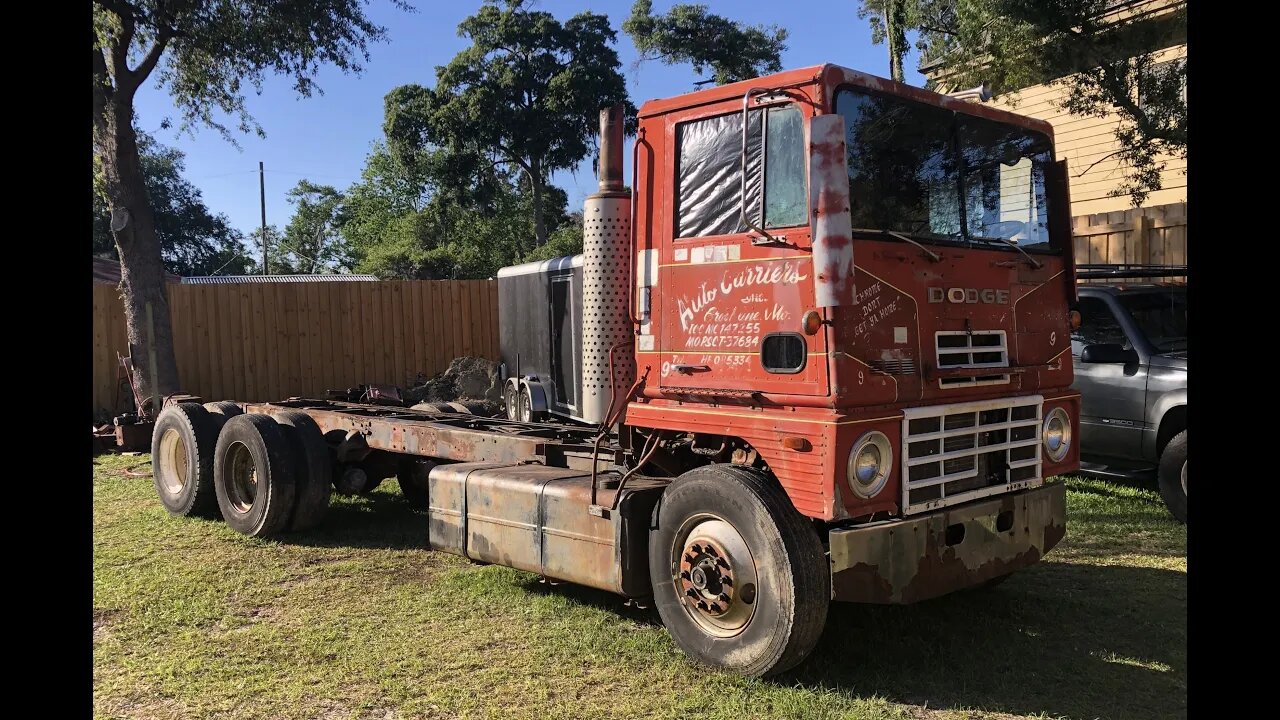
top-left (213, 414), bottom-right (297, 537)
top-left (1157, 430), bottom-right (1187, 524)
top-left (397, 459), bottom-right (435, 510)
top-left (151, 403), bottom-right (221, 519)
top-left (203, 401), bottom-right (243, 431)
top-left (273, 410), bottom-right (332, 531)
top-left (649, 464), bottom-right (829, 677)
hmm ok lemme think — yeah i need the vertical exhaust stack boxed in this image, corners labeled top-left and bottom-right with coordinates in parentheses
top-left (580, 104), bottom-right (636, 425)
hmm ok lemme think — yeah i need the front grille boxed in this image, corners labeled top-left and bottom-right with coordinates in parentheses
top-left (901, 396), bottom-right (1043, 514)
top-left (936, 330), bottom-right (1010, 388)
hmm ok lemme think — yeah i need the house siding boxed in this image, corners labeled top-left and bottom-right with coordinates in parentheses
top-left (987, 43), bottom-right (1186, 216)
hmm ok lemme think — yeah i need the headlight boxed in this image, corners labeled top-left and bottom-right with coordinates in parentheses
top-left (848, 430), bottom-right (892, 499)
top-left (1042, 407), bottom-right (1071, 462)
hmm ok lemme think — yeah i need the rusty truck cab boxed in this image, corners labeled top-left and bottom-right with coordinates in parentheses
top-left (625, 64), bottom-right (1078, 602)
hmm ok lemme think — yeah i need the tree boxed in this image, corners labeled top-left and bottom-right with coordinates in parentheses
top-left (383, 0), bottom-right (630, 247)
top-left (92, 0), bottom-right (404, 408)
top-left (341, 143), bottom-right (571, 280)
top-left (857, 0), bottom-right (912, 82)
top-left (622, 1), bottom-right (788, 85)
top-left (280, 181), bottom-right (353, 274)
top-left (522, 212), bottom-right (584, 263)
top-left (242, 226), bottom-right (286, 274)
top-left (93, 131), bottom-right (251, 276)
top-left (859, 0), bottom-right (1187, 205)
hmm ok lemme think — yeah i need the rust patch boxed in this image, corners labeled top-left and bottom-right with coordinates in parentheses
top-left (829, 483), bottom-right (1067, 604)
top-left (830, 561), bottom-right (896, 604)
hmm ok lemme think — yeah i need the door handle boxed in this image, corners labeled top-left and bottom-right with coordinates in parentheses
top-left (672, 364), bottom-right (711, 374)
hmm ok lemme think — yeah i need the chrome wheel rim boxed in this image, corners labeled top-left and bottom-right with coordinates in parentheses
top-left (226, 442), bottom-right (259, 514)
top-left (157, 428), bottom-right (188, 495)
top-left (671, 513), bottom-right (759, 638)
top-left (1181, 460), bottom-right (1187, 497)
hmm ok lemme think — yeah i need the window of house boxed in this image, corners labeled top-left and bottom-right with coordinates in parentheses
top-left (675, 104), bottom-right (806, 238)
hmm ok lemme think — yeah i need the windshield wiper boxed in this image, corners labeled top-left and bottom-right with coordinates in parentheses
top-left (969, 234), bottom-right (1043, 269)
top-left (851, 228), bottom-right (943, 262)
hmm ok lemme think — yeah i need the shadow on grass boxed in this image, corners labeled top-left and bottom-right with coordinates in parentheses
top-left (515, 576), bottom-right (664, 627)
top-left (281, 488), bottom-right (430, 550)
top-left (276, 485), bottom-right (1185, 720)
top-left (786, 561), bottom-right (1186, 720)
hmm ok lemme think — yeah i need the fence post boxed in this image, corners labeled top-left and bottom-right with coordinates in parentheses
top-left (1133, 214), bottom-right (1153, 264)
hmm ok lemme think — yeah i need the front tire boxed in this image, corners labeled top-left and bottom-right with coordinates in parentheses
top-left (649, 464), bottom-right (829, 677)
top-left (1158, 430), bottom-right (1187, 524)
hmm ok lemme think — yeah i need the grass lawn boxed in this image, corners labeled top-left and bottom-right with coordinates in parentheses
top-left (93, 454), bottom-right (1186, 720)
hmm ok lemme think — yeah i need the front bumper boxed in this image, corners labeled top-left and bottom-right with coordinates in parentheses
top-left (829, 482), bottom-right (1066, 604)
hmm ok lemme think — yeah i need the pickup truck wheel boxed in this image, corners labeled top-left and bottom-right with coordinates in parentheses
top-left (213, 414), bottom-right (297, 537)
top-left (151, 402), bottom-right (221, 519)
top-left (1157, 431), bottom-right (1187, 524)
top-left (649, 464), bottom-right (829, 678)
top-left (274, 410), bottom-right (332, 531)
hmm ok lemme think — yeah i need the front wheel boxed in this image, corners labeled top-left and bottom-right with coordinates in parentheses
top-left (1158, 431), bottom-right (1187, 524)
top-left (649, 464), bottom-right (829, 678)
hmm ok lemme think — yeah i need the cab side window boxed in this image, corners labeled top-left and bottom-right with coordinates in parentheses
top-left (1071, 296), bottom-right (1129, 354)
top-left (674, 104), bottom-right (805, 238)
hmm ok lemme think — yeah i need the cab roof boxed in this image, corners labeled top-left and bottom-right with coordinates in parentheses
top-left (636, 63), bottom-right (1055, 139)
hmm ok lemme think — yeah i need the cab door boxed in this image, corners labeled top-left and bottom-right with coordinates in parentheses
top-left (655, 99), bottom-right (828, 397)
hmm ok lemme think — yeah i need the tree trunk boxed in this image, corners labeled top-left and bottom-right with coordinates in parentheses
top-left (886, 0), bottom-right (905, 83)
top-left (96, 96), bottom-right (182, 414)
top-left (529, 160), bottom-right (548, 247)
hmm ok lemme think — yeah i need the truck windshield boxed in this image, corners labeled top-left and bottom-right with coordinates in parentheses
top-left (1118, 289), bottom-right (1187, 353)
top-left (834, 86), bottom-right (1054, 250)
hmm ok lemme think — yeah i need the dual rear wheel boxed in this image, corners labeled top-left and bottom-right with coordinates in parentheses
top-left (151, 403), bottom-right (333, 537)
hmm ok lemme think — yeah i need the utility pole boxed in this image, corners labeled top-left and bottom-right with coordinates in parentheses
top-left (259, 161), bottom-right (269, 275)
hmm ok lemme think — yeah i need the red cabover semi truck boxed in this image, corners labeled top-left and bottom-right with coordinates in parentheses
top-left (149, 64), bottom-right (1080, 677)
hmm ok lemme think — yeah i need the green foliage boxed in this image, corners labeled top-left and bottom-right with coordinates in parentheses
top-left (856, 0), bottom-right (917, 81)
top-left (859, 0), bottom-right (1187, 206)
top-left (93, 0), bottom-right (409, 141)
top-left (92, 131), bottom-right (250, 276)
top-left (279, 181), bottom-right (354, 273)
top-left (383, 0), bottom-right (631, 246)
top-left (622, 1), bottom-right (788, 85)
top-left (335, 143), bottom-right (571, 280)
top-left (240, 225), bottom-right (285, 275)
top-left (521, 212), bottom-right (584, 263)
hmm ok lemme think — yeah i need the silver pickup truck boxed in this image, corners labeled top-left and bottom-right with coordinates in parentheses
top-left (1071, 266), bottom-right (1187, 522)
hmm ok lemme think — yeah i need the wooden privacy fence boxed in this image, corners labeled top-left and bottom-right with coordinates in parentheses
top-left (1072, 202), bottom-right (1187, 283)
top-left (92, 280), bottom-right (499, 418)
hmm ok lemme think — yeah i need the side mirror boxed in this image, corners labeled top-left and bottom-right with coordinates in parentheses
top-left (806, 113), bottom-right (855, 307)
top-left (1080, 343), bottom-right (1139, 364)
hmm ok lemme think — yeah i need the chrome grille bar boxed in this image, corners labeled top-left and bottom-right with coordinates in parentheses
top-left (901, 395), bottom-right (1044, 514)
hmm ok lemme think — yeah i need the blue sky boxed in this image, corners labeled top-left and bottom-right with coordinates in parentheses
top-left (133, 0), bottom-right (925, 243)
